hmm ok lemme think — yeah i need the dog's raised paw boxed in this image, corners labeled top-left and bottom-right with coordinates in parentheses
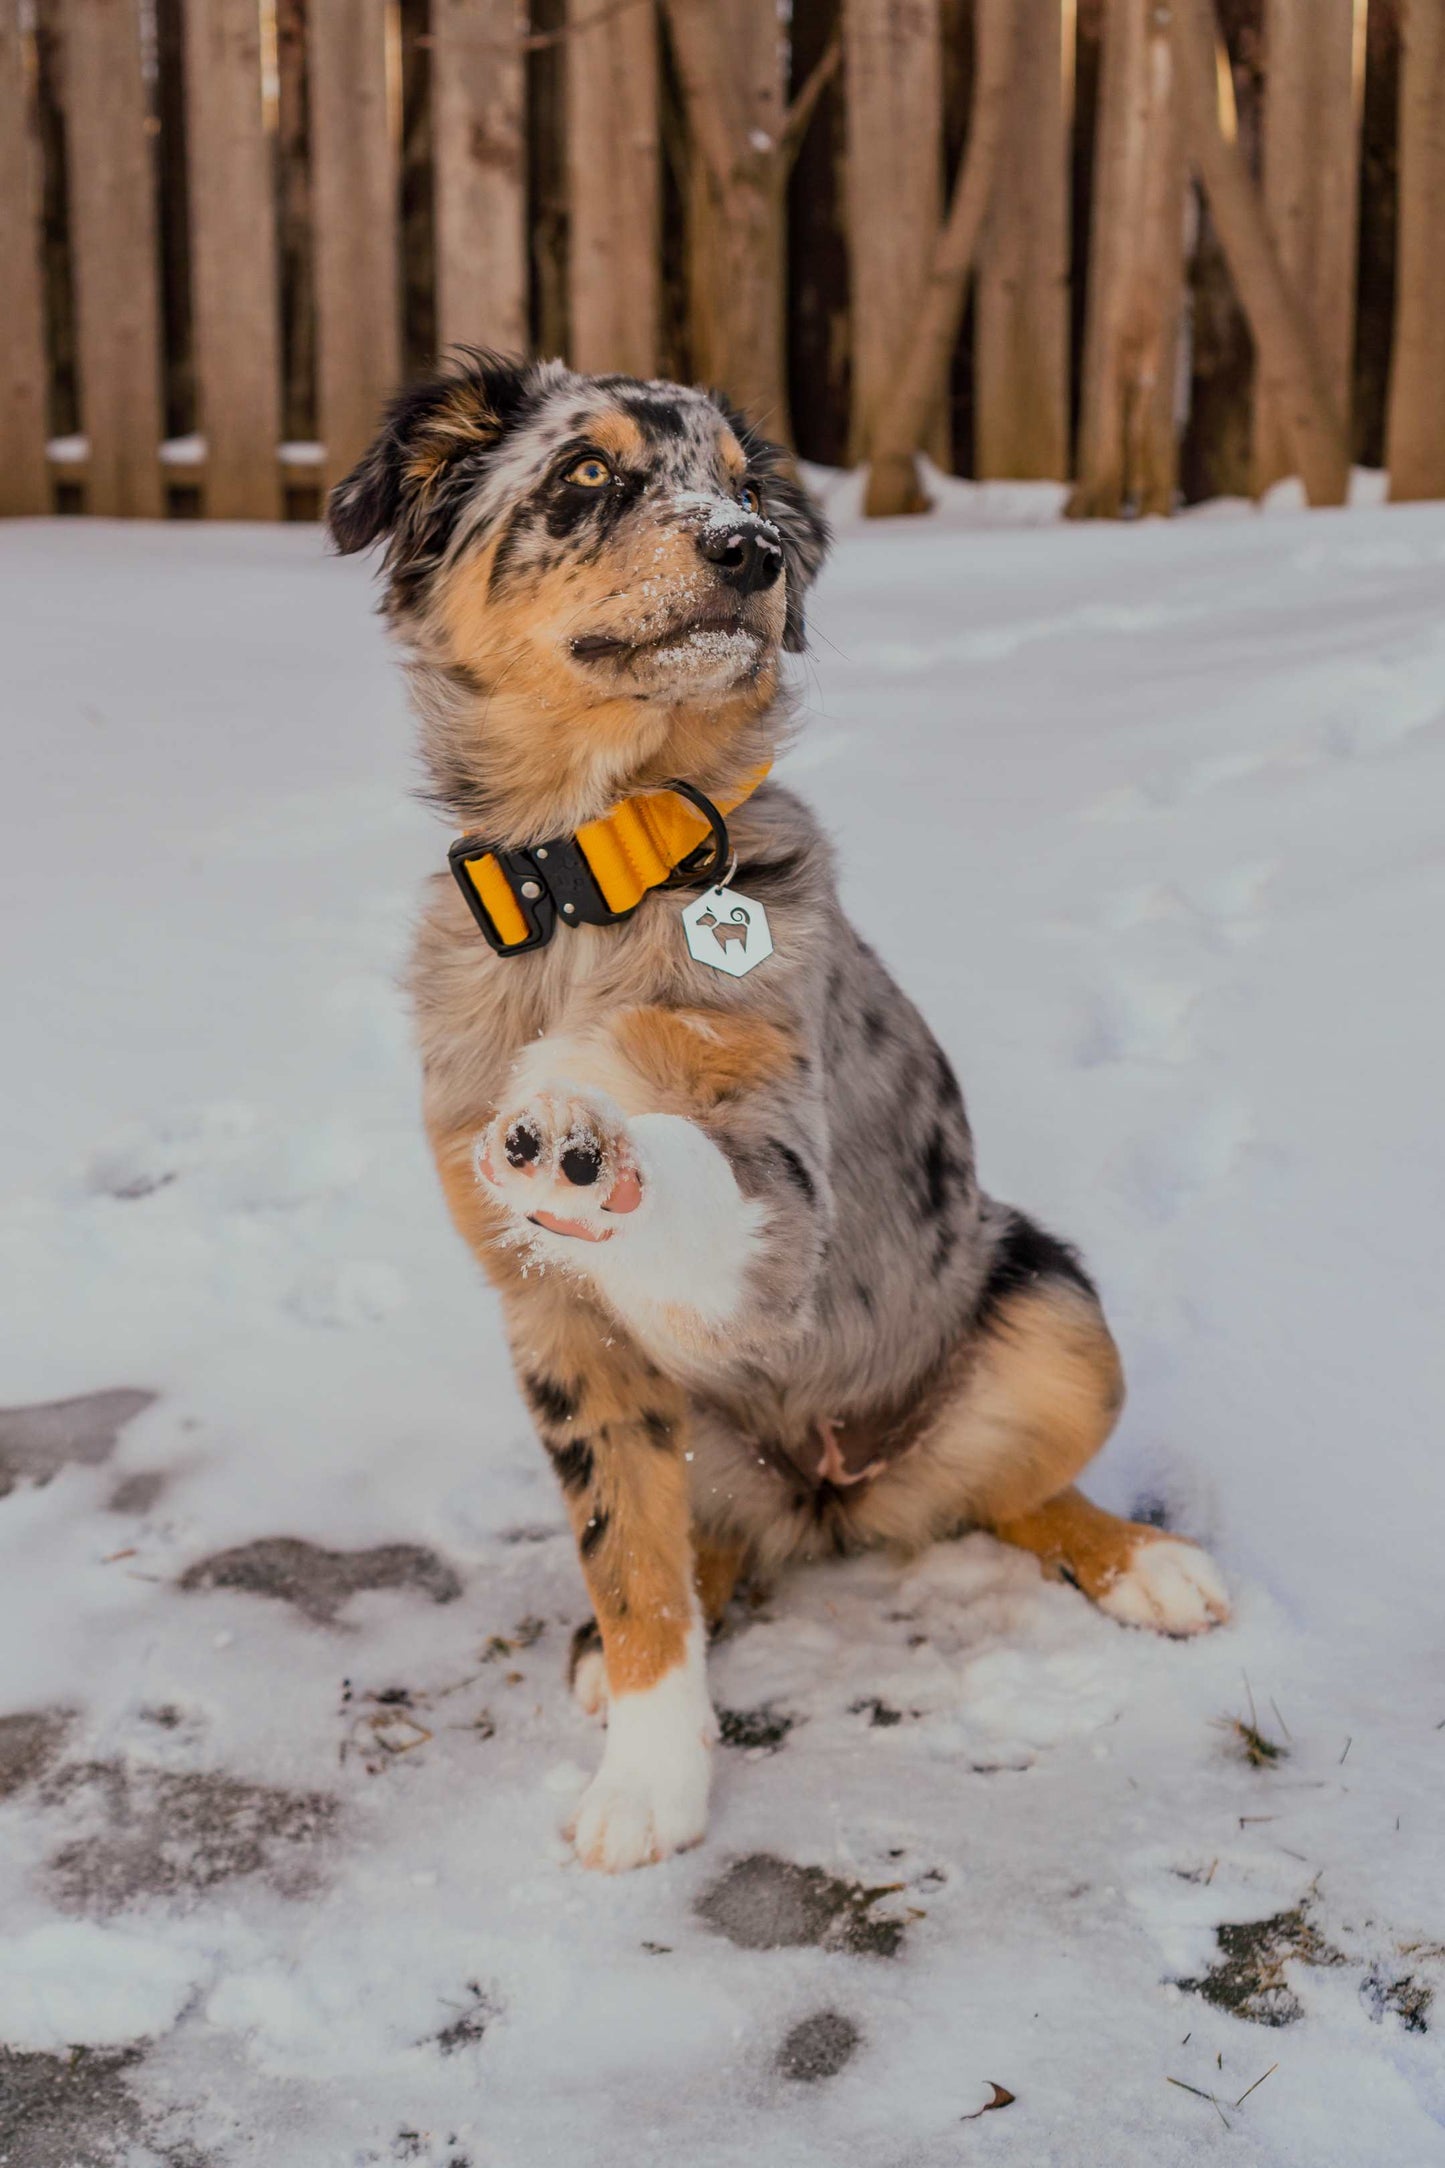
top-left (477, 1087), bottom-right (643, 1242)
top-left (1098, 1534), bottom-right (1231, 1637)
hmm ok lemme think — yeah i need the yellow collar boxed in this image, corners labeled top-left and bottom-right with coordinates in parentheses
top-left (448, 763), bottom-right (771, 955)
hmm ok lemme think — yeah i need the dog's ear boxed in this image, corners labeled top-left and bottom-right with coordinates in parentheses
top-left (327, 351), bottom-right (534, 558)
top-left (713, 397), bottom-right (831, 652)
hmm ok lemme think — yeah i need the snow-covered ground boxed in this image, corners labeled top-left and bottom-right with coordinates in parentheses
top-left (1, 491), bottom-right (1442, 2167)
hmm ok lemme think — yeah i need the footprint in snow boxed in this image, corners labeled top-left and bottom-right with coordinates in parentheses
top-left (178, 1536), bottom-right (462, 1625)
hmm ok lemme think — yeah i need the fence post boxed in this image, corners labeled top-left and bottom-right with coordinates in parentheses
top-left (0, 0), bottom-right (51, 513)
top-left (567, 0), bottom-right (659, 375)
top-left (432, 0), bottom-right (527, 358)
top-left (1387, 0), bottom-right (1445, 501)
top-left (843, 0), bottom-right (945, 468)
top-left (310, 0), bottom-right (400, 492)
top-left (1068, 0), bottom-right (1186, 517)
top-left (61, 0), bottom-right (165, 515)
top-left (183, 0), bottom-right (283, 517)
top-left (975, 0), bottom-right (1073, 481)
top-left (1254, 0), bottom-right (1364, 496)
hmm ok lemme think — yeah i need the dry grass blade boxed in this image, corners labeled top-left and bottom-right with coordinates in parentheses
top-left (1167, 2077), bottom-right (1231, 2129)
top-left (1234, 2062), bottom-right (1280, 2108)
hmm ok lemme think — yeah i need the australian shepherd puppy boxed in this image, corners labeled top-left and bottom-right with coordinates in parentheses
top-left (328, 354), bottom-right (1229, 1873)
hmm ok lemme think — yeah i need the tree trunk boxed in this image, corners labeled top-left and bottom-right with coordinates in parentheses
top-left (567, 0), bottom-right (660, 375)
top-left (1386, 0), bottom-right (1445, 500)
top-left (843, 0), bottom-right (945, 467)
top-left (1253, 0), bottom-right (1365, 495)
top-left (1169, 0), bottom-right (1350, 506)
top-left (862, 0), bottom-right (1018, 515)
top-left (975, 0), bottom-right (1073, 479)
top-left (1069, 0), bottom-right (1186, 516)
top-left (666, 0), bottom-right (791, 438)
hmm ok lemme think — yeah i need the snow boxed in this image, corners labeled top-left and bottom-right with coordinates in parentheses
top-left (1, 496), bottom-right (1443, 2165)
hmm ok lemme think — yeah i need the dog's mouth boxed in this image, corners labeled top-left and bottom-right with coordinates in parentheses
top-left (570, 605), bottom-right (766, 668)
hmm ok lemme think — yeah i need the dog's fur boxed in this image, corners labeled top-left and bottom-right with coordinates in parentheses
top-left (330, 355), bottom-right (1229, 1872)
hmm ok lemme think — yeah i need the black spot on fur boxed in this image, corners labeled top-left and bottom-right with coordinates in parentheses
top-left (974, 1211), bottom-right (1097, 1333)
top-left (641, 1409), bottom-right (676, 1450)
top-left (547, 1439), bottom-right (595, 1496)
top-left (770, 1139), bottom-right (816, 1206)
top-left (862, 1007), bottom-right (890, 1050)
top-left (580, 1509), bottom-right (609, 1559)
top-left (524, 1373), bottom-right (579, 1427)
top-left (853, 1278), bottom-right (875, 1314)
top-left (934, 1047), bottom-right (964, 1110)
top-left (920, 1128), bottom-right (951, 1217)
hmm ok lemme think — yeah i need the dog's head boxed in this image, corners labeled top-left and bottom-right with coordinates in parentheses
top-left (328, 353), bottom-right (828, 838)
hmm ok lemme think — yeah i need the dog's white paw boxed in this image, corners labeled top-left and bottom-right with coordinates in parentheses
top-left (566, 1631), bottom-right (715, 1872)
top-left (1098, 1535), bottom-right (1231, 1637)
top-left (571, 1644), bottom-right (608, 1720)
top-left (570, 1751), bottom-right (711, 1873)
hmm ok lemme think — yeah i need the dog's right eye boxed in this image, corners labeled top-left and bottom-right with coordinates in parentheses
top-left (564, 455), bottom-right (612, 489)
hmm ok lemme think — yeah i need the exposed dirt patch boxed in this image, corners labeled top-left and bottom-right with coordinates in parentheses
top-left (0, 1389), bottom-right (156, 1499)
top-left (776, 2010), bottom-right (860, 2081)
top-left (0, 1708), bottom-right (75, 1802)
top-left (108, 1469), bottom-right (169, 1515)
top-left (1361, 1963), bottom-right (1434, 2034)
top-left (0, 2044), bottom-right (145, 2167)
top-left (178, 1538), bottom-right (462, 1624)
top-left (697, 1855), bottom-right (907, 1958)
top-left (41, 1760), bottom-right (337, 1912)
top-left (1178, 1903), bottom-right (1346, 2026)
top-left (717, 1705), bottom-right (794, 1752)
top-left (428, 1982), bottom-right (497, 2056)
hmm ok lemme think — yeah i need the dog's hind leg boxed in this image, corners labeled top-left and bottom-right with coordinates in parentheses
top-left (862, 1214), bottom-right (1229, 1636)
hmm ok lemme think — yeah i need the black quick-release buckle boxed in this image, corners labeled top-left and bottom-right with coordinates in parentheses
top-left (447, 782), bottom-right (731, 957)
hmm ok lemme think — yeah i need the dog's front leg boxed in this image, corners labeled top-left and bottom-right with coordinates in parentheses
top-left (510, 1293), bottom-right (715, 1871)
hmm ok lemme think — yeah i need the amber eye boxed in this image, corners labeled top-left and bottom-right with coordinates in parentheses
top-left (565, 454), bottom-right (612, 488)
top-left (739, 482), bottom-right (762, 514)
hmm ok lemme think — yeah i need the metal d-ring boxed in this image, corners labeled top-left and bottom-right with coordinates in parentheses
top-left (661, 780), bottom-right (731, 889)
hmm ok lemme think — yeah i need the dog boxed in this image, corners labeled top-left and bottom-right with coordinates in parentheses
top-left (328, 353), bottom-right (1229, 1872)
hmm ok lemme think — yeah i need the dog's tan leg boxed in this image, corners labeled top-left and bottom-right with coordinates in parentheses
top-left (990, 1485), bottom-right (1229, 1635)
top-left (865, 1270), bottom-right (1228, 1636)
top-left (963, 1287), bottom-right (1230, 1636)
top-left (509, 1295), bottom-right (716, 1870)
top-left (430, 1123), bottom-right (716, 1868)
top-left (693, 1535), bottom-right (747, 1628)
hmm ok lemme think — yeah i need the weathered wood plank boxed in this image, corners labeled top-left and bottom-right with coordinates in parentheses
top-left (183, 0), bottom-right (283, 517)
top-left (432, 0), bottom-right (526, 356)
top-left (975, 0), bottom-right (1072, 480)
top-left (1068, 0), bottom-right (1186, 517)
top-left (0, 0), bottom-right (51, 513)
top-left (309, 0), bottom-right (400, 491)
top-left (1387, 0), bottom-right (1445, 501)
top-left (61, 0), bottom-right (165, 515)
top-left (844, 0), bottom-right (945, 465)
top-left (1254, 0), bottom-right (1364, 495)
top-left (566, 0), bottom-right (658, 375)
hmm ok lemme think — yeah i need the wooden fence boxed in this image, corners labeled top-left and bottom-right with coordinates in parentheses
top-left (2, 0), bottom-right (1442, 522)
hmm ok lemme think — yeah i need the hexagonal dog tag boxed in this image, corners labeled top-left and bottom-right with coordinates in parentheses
top-left (681, 885), bottom-right (773, 977)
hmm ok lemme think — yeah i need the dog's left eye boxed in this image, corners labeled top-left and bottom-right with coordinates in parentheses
top-left (565, 456), bottom-right (612, 488)
top-left (739, 483), bottom-right (762, 514)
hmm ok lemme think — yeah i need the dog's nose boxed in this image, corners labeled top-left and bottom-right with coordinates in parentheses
top-left (696, 517), bottom-right (783, 595)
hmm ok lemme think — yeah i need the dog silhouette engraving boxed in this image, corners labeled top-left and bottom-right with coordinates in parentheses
top-left (695, 904), bottom-right (750, 952)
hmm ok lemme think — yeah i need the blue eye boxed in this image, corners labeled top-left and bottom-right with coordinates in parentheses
top-left (739, 483), bottom-right (761, 514)
top-left (565, 456), bottom-right (611, 488)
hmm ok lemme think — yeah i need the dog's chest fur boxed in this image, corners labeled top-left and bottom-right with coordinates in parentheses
top-left (411, 783), bottom-right (991, 1430)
